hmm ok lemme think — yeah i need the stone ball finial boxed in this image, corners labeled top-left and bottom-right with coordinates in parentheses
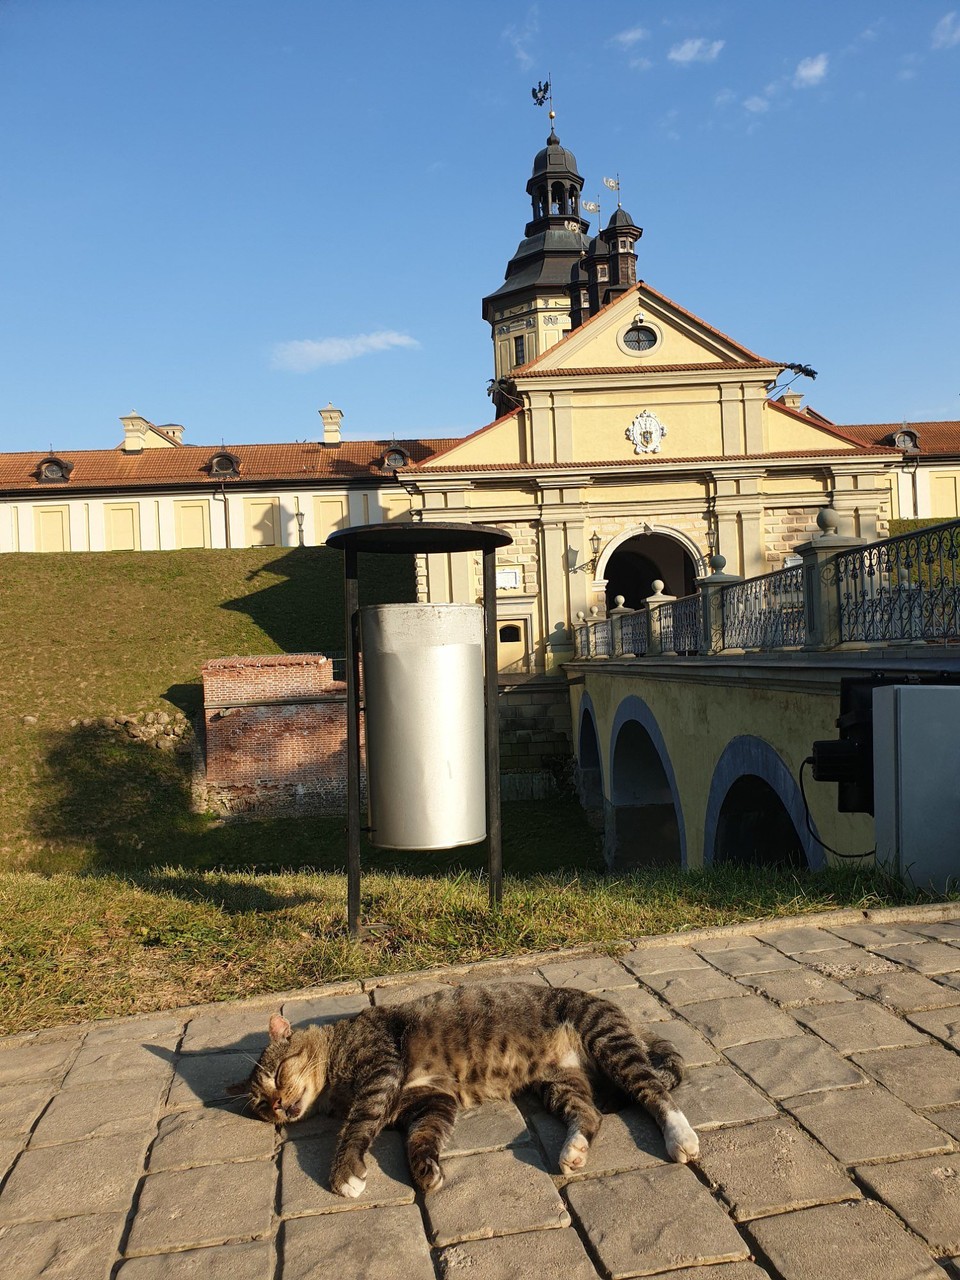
top-left (817, 504), bottom-right (840, 537)
top-left (709, 554), bottom-right (727, 573)
top-left (576, 611), bottom-right (585, 621)
top-left (614, 595), bottom-right (625, 608)
top-left (589, 605), bottom-right (599, 617)
top-left (652, 579), bottom-right (665, 594)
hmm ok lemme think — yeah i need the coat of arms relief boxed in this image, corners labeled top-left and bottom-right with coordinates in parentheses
top-left (626, 410), bottom-right (668, 454)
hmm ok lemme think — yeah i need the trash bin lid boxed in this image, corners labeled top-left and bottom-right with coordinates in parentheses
top-left (326, 522), bottom-right (513, 555)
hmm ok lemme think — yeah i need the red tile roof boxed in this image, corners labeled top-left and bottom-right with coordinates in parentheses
top-left (767, 402), bottom-right (960, 455)
top-left (0, 439), bottom-right (456, 495)
top-left (827, 421), bottom-right (960, 454)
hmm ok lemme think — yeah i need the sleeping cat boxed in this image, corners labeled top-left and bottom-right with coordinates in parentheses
top-left (232, 982), bottom-right (699, 1197)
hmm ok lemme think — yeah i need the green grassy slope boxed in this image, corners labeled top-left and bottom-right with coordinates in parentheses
top-left (0, 548), bottom-right (413, 870)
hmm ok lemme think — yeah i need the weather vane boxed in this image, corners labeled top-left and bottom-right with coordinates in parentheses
top-left (531, 76), bottom-right (555, 125)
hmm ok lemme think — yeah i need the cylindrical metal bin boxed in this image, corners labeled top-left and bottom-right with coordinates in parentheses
top-left (361, 602), bottom-right (486, 850)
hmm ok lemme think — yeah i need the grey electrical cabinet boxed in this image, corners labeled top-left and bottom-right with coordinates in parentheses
top-left (873, 685), bottom-right (960, 893)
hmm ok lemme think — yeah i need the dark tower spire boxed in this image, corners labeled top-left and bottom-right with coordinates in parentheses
top-left (482, 121), bottom-right (591, 391)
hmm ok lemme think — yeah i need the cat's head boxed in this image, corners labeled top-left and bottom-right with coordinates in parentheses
top-left (229, 1014), bottom-right (329, 1125)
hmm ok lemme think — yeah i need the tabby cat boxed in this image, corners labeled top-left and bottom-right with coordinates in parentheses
top-left (233, 982), bottom-right (699, 1197)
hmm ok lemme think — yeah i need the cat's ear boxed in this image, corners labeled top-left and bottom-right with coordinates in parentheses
top-left (269, 1014), bottom-right (293, 1042)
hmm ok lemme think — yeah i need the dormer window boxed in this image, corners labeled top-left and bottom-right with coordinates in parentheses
top-left (207, 451), bottom-right (241, 479)
top-left (382, 447), bottom-right (410, 471)
top-left (36, 456), bottom-right (73, 484)
top-left (891, 429), bottom-right (920, 453)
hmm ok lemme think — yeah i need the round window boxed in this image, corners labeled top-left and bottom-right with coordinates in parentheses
top-left (623, 325), bottom-right (658, 353)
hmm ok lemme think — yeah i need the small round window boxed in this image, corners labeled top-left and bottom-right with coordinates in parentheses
top-left (623, 325), bottom-right (658, 353)
top-left (41, 461), bottom-right (65, 480)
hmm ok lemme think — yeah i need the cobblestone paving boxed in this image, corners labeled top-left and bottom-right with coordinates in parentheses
top-left (2, 907), bottom-right (960, 1278)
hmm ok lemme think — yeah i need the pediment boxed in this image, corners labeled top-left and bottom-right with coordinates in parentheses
top-left (517, 283), bottom-right (774, 377)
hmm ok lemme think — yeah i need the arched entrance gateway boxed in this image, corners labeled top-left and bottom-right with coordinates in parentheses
top-left (599, 529), bottom-right (701, 612)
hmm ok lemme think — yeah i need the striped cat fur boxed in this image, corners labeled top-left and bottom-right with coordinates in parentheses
top-left (233, 982), bottom-right (699, 1197)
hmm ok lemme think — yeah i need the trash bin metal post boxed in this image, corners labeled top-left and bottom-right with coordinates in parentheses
top-left (344, 545), bottom-right (362, 936)
top-left (483, 546), bottom-right (502, 909)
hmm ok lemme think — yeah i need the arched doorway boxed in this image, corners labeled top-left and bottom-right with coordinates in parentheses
top-left (577, 708), bottom-right (603, 817)
top-left (603, 531), bottom-right (698, 611)
top-left (713, 775), bottom-right (805, 869)
top-left (607, 718), bottom-right (682, 870)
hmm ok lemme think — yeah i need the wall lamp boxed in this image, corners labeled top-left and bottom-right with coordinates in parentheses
top-left (295, 511), bottom-right (305, 546)
top-left (567, 530), bottom-right (602, 574)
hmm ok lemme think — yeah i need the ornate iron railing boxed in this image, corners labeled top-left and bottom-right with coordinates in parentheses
top-left (720, 565), bottom-right (805, 650)
top-left (667, 594), bottom-right (703, 654)
top-left (835, 520), bottom-right (960, 643)
top-left (573, 621), bottom-right (590, 657)
top-left (592, 619), bottom-right (612, 657)
top-left (619, 611), bottom-right (647, 656)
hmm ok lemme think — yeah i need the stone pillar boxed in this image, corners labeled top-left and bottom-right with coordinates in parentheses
top-left (796, 505), bottom-right (866, 649)
top-left (695, 555), bottom-right (744, 653)
top-left (608, 595), bottom-right (631, 656)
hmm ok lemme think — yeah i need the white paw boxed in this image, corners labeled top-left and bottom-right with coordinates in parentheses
top-left (559, 1129), bottom-right (590, 1174)
top-left (664, 1110), bottom-right (699, 1164)
top-left (333, 1173), bottom-right (367, 1198)
top-left (421, 1158), bottom-right (444, 1192)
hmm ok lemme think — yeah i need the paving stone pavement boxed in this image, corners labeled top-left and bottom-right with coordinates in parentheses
top-left (2, 906), bottom-right (960, 1279)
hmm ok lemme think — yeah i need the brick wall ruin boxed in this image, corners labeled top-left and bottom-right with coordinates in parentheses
top-left (201, 653), bottom-right (363, 815)
top-left (200, 654), bottom-right (573, 817)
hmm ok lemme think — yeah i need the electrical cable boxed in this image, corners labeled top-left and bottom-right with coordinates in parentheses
top-left (798, 757), bottom-right (875, 861)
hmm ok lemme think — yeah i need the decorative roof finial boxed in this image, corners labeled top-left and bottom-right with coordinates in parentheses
top-left (531, 75), bottom-right (557, 139)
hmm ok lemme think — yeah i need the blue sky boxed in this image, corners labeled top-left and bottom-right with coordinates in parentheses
top-left (1, 1), bottom-right (958, 452)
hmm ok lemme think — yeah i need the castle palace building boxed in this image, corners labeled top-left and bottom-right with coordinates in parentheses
top-left (1, 125), bottom-right (959, 676)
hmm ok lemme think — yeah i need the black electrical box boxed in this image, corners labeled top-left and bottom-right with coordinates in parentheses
top-left (811, 672), bottom-right (960, 815)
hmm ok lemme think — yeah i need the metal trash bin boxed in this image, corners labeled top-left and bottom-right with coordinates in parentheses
top-left (361, 602), bottom-right (485, 850)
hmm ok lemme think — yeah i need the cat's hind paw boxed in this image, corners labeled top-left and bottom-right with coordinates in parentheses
top-left (559, 1129), bottom-right (591, 1174)
top-left (332, 1173), bottom-right (367, 1199)
top-left (663, 1110), bottom-right (699, 1164)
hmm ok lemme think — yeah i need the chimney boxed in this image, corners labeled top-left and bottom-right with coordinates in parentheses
top-left (158, 423), bottom-right (184, 443)
top-left (119, 412), bottom-right (151, 453)
top-left (319, 402), bottom-right (343, 446)
top-left (778, 391), bottom-right (804, 412)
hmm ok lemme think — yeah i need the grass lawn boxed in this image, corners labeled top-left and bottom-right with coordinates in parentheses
top-left (0, 548), bottom-right (945, 1035)
top-left (1, 843), bottom-right (921, 1036)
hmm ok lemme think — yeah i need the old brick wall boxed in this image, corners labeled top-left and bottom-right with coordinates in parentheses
top-left (200, 654), bottom-right (574, 816)
top-left (201, 653), bottom-right (364, 815)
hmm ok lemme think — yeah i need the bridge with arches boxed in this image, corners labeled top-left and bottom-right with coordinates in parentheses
top-left (567, 513), bottom-right (960, 875)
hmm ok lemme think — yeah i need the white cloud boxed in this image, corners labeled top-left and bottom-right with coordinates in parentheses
top-left (932, 11), bottom-right (960, 48)
top-left (668, 37), bottom-right (725, 65)
top-left (271, 331), bottom-right (419, 373)
top-left (502, 6), bottom-right (540, 69)
top-left (794, 53), bottom-right (829, 87)
top-left (613, 26), bottom-right (648, 47)
top-left (743, 94), bottom-right (770, 113)
top-left (629, 56), bottom-right (653, 71)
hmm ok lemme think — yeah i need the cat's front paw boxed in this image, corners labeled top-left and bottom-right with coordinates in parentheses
top-left (663, 1110), bottom-right (699, 1164)
top-left (331, 1173), bottom-right (367, 1199)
